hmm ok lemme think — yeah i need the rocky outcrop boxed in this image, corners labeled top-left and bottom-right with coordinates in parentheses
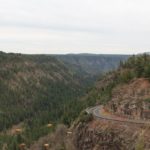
top-left (73, 120), bottom-right (150, 150)
top-left (106, 78), bottom-right (150, 120)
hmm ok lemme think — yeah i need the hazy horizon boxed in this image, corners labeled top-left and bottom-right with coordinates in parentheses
top-left (0, 0), bottom-right (150, 54)
top-left (0, 50), bottom-right (143, 55)
top-left (0, 49), bottom-right (148, 55)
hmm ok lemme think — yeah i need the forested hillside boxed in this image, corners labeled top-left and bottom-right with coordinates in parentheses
top-left (71, 54), bottom-right (150, 150)
top-left (54, 54), bottom-right (129, 77)
top-left (0, 52), bottom-right (128, 149)
top-left (84, 54), bottom-right (150, 106)
top-left (0, 52), bottom-right (85, 149)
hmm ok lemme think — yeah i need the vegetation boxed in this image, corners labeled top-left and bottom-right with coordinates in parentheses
top-left (0, 52), bottom-right (87, 148)
top-left (0, 52), bottom-right (129, 149)
top-left (84, 54), bottom-right (150, 106)
top-left (55, 54), bottom-right (129, 76)
top-left (144, 98), bottom-right (150, 103)
top-left (135, 136), bottom-right (145, 150)
top-left (78, 112), bottom-right (93, 123)
top-left (119, 54), bottom-right (150, 79)
top-left (1, 53), bottom-right (149, 149)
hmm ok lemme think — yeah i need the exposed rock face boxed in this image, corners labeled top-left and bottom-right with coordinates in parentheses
top-left (106, 78), bottom-right (150, 120)
top-left (73, 120), bottom-right (150, 150)
top-left (72, 78), bottom-right (150, 150)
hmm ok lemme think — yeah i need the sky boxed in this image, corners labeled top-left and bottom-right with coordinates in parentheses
top-left (0, 0), bottom-right (150, 54)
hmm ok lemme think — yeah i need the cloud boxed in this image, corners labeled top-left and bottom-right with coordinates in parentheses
top-left (0, 0), bottom-right (150, 54)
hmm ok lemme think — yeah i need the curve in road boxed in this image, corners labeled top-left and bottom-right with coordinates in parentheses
top-left (86, 105), bottom-right (150, 125)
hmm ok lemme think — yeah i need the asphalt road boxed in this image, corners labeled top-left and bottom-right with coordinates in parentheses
top-left (86, 105), bottom-right (150, 125)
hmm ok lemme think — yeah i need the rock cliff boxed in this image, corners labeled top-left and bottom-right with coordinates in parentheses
top-left (73, 119), bottom-right (150, 150)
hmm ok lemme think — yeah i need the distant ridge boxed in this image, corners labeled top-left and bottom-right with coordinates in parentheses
top-left (53, 53), bottom-right (130, 56)
top-left (54, 54), bottom-right (130, 76)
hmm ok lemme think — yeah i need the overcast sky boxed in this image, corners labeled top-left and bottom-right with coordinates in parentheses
top-left (0, 0), bottom-right (150, 54)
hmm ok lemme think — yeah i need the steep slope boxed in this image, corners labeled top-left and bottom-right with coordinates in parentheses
top-left (73, 119), bottom-right (150, 150)
top-left (106, 78), bottom-right (150, 120)
top-left (83, 54), bottom-right (150, 109)
top-left (72, 54), bottom-right (150, 150)
top-left (0, 52), bottom-right (80, 127)
top-left (0, 52), bottom-right (87, 148)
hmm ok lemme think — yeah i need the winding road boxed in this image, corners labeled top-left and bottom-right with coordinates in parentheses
top-left (86, 105), bottom-right (150, 125)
